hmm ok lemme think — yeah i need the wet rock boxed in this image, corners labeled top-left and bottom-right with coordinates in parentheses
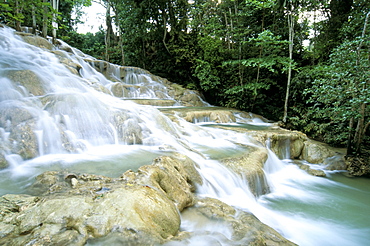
top-left (0, 154), bottom-right (7, 169)
top-left (110, 83), bottom-right (143, 98)
top-left (323, 155), bottom-right (347, 171)
top-left (86, 230), bottom-right (165, 245)
top-left (18, 33), bottom-right (53, 50)
top-left (301, 139), bottom-right (336, 164)
top-left (8, 120), bottom-right (39, 160)
top-left (220, 145), bottom-right (270, 196)
top-left (268, 132), bottom-right (305, 159)
top-left (248, 129), bottom-right (306, 160)
top-left (0, 131), bottom-right (10, 169)
top-left (87, 60), bottom-right (208, 107)
top-left (308, 168), bottom-right (326, 177)
top-left (4, 70), bottom-right (46, 96)
top-left (183, 110), bottom-right (236, 123)
top-left (178, 92), bottom-right (207, 107)
top-left (127, 99), bottom-right (177, 107)
top-left (298, 163), bottom-right (326, 177)
top-left (87, 60), bottom-right (110, 76)
top-left (0, 102), bottom-right (36, 131)
top-left (161, 107), bottom-right (242, 124)
top-left (174, 197), bottom-right (297, 245)
top-left (0, 177), bottom-right (180, 245)
top-left (163, 81), bottom-right (208, 107)
top-left (52, 50), bottom-right (82, 75)
top-left (0, 153), bottom-right (204, 245)
top-left (112, 111), bottom-right (144, 144)
top-left (139, 153), bottom-right (202, 211)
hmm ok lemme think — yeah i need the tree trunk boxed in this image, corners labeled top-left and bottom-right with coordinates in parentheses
top-left (224, 12), bottom-right (230, 50)
top-left (353, 103), bottom-right (366, 154)
top-left (162, 14), bottom-right (170, 54)
top-left (42, 0), bottom-right (48, 38)
top-left (119, 27), bottom-right (125, 65)
top-left (15, 0), bottom-right (21, 31)
top-left (283, 10), bottom-right (294, 123)
top-left (51, 0), bottom-right (59, 44)
top-left (105, 4), bottom-right (112, 62)
top-left (32, 4), bottom-right (37, 34)
top-left (346, 117), bottom-right (354, 156)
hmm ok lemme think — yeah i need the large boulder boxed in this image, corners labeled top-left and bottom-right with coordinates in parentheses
top-left (174, 197), bottom-right (297, 245)
top-left (300, 139), bottom-right (336, 164)
top-left (17, 32), bottom-right (53, 50)
top-left (220, 145), bottom-right (270, 196)
top-left (0, 186), bottom-right (180, 246)
top-left (51, 50), bottom-right (82, 75)
top-left (0, 103), bottom-right (40, 165)
top-left (183, 110), bottom-right (236, 123)
top-left (8, 120), bottom-right (39, 160)
top-left (247, 129), bottom-right (306, 160)
top-left (138, 153), bottom-right (202, 211)
top-left (4, 70), bottom-right (46, 96)
top-left (0, 155), bottom-right (7, 169)
top-left (0, 102), bottom-right (36, 131)
top-left (0, 154), bottom-right (202, 245)
top-left (111, 110), bottom-right (144, 145)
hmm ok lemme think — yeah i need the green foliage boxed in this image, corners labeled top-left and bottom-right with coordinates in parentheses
top-left (61, 29), bottom-right (106, 60)
top-left (193, 59), bottom-right (221, 91)
top-left (0, 0), bottom-right (91, 37)
top-left (0, 0), bottom-right (37, 28)
top-left (300, 36), bottom-right (370, 147)
top-left (221, 29), bottom-right (293, 112)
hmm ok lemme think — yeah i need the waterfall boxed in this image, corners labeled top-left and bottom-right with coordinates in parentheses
top-left (1, 26), bottom-right (369, 246)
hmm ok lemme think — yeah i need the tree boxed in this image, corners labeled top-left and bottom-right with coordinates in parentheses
top-left (304, 12), bottom-right (370, 154)
top-left (0, 0), bottom-right (44, 32)
top-left (223, 30), bottom-right (293, 111)
top-left (314, 0), bottom-right (353, 61)
top-left (277, 0), bottom-right (299, 123)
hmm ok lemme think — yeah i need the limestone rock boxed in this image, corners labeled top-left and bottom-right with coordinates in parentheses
top-left (0, 153), bottom-right (204, 245)
top-left (4, 70), bottom-right (46, 96)
top-left (249, 129), bottom-right (306, 160)
top-left (298, 163), bottom-right (326, 177)
top-left (174, 197), bottom-right (297, 245)
top-left (139, 153), bottom-right (202, 211)
top-left (301, 139), bottom-right (335, 164)
top-left (183, 110), bottom-right (236, 123)
top-left (0, 178), bottom-right (180, 245)
top-left (0, 103), bottom-right (35, 131)
top-left (0, 154), bottom-right (7, 169)
top-left (220, 145), bottom-right (270, 196)
top-left (52, 50), bottom-right (82, 75)
top-left (111, 111), bottom-right (144, 145)
top-left (127, 99), bottom-right (177, 107)
top-left (178, 92), bottom-right (207, 107)
top-left (8, 120), bottom-right (39, 160)
top-left (323, 155), bottom-right (347, 171)
top-left (111, 83), bottom-right (137, 97)
top-left (18, 33), bottom-right (53, 50)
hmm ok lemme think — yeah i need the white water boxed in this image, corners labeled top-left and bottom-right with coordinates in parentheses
top-left (1, 27), bottom-right (369, 245)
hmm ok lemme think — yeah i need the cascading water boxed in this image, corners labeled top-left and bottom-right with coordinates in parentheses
top-left (0, 26), bottom-right (369, 246)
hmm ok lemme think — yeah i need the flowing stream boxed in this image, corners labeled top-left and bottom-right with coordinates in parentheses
top-left (0, 26), bottom-right (369, 245)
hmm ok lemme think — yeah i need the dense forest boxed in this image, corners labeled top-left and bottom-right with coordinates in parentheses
top-left (1, 0), bottom-right (369, 165)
